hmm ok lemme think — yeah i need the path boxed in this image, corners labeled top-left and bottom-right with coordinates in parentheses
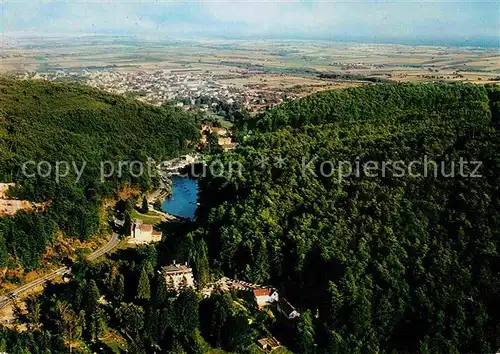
top-left (0, 232), bottom-right (120, 310)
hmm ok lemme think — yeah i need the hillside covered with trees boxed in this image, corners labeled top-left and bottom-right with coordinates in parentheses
top-left (192, 83), bottom-right (500, 353)
top-left (1, 82), bottom-right (499, 354)
top-left (0, 78), bottom-right (200, 271)
top-left (237, 83), bottom-right (499, 132)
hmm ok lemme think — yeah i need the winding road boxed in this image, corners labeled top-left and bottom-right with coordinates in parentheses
top-left (0, 232), bottom-right (120, 310)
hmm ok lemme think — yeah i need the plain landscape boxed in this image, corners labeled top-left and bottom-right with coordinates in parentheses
top-left (2, 37), bottom-right (499, 109)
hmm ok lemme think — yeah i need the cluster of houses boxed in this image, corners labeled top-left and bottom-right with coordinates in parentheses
top-left (201, 276), bottom-right (300, 320)
top-left (256, 337), bottom-right (281, 352)
top-left (199, 275), bottom-right (299, 352)
top-left (159, 263), bottom-right (299, 351)
top-left (199, 124), bottom-right (236, 151)
top-left (159, 154), bottom-right (200, 176)
top-left (25, 68), bottom-right (303, 113)
top-left (160, 264), bottom-right (300, 320)
top-left (28, 69), bottom-right (244, 107)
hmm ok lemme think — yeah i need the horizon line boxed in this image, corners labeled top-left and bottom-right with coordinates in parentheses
top-left (3, 32), bottom-right (499, 49)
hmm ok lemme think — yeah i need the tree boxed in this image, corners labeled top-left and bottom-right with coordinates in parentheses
top-left (209, 291), bottom-right (232, 347)
top-left (204, 132), bottom-right (222, 154)
top-left (54, 301), bottom-right (85, 354)
top-left (0, 234), bottom-right (8, 268)
top-left (84, 280), bottom-right (104, 341)
top-left (88, 308), bottom-right (106, 342)
top-left (25, 296), bottom-right (42, 332)
top-left (154, 199), bottom-right (163, 211)
top-left (142, 196), bottom-right (149, 213)
top-left (115, 302), bottom-right (144, 338)
top-left (296, 310), bottom-right (315, 353)
top-left (192, 83), bottom-right (500, 353)
top-left (144, 261), bottom-right (155, 277)
top-left (195, 239), bottom-right (210, 288)
top-left (114, 274), bottom-right (125, 304)
top-left (0, 78), bottom-right (200, 276)
top-left (154, 274), bottom-right (168, 307)
top-left (174, 289), bottom-right (200, 336)
top-left (136, 266), bottom-right (151, 301)
top-left (128, 335), bottom-right (147, 354)
top-left (224, 314), bottom-right (252, 351)
top-left (84, 280), bottom-right (100, 311)
top-left (123, 211), bottom-right (132, 236)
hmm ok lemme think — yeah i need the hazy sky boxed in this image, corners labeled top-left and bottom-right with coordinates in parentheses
top-left (2, 1), bottom-right (499, 45)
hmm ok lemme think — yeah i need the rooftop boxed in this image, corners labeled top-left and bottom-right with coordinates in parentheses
top-left (253, 288), bottom-right (272, 297)
top-left (162, 262), bottom-right (192, 274)
top-left (278, 298), bottom-right (299, 317)
top-left (257, 337), bottom-right (280, 350)
top-left (0, 183), bottom-right (15, 198)
top-left (139, 224), bottom-right (153, 232)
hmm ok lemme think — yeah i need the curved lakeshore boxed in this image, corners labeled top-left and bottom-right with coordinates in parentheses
top-left (161, 176), bottom-right (198, 219)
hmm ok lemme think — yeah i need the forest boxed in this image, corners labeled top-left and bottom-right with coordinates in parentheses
top-left (0, 82), bottom-right (499, 353)
top-left (0, 78), bottom-right (200, 271)
top-left (194, 83), bottom-right (500, 353)
top-left (237, 83), bottom-right (496, 132)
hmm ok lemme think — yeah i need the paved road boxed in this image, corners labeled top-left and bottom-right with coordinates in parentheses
top-left (0, 232), bottom-right (119, 310)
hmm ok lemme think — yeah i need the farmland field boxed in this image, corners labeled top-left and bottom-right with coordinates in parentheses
top-left (2, 37), bottom-right (499, 92)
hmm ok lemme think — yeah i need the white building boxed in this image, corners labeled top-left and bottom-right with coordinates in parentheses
top-left (129, 219), bottom-right (162, 244)
top-left (162, 262), bottom-right (195, 291)
top-left (253, 288), bottom-right (279, 309)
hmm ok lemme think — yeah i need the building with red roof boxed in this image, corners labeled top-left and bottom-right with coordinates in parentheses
top-left (130, 219), bottom-right (162, 244)
top-left (253, 287), bottom-right (279, 309)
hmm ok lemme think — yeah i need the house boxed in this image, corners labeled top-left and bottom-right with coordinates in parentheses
top-left (211, 127), bottom-right (228, 136)
top-left (202, 277), bottom-right (262, 297)
top-left (253, 288), bottom-right (279, 309)
top-left (199, 125), bottom-right (232, 147)
top-left (277, 298), bottom-right (300, 319)
top-left (129, 219), bottom-right (162, 244)
top-left (256, 337), bottom-right (281, 351)
top-left (162, 261), bottom-right (195, 291)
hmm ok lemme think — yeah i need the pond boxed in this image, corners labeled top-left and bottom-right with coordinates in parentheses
top-left (161, 176), bottom-right (198, 219)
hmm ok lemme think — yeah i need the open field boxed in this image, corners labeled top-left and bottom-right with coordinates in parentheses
top-left (130, 208), bottom-right (165, 226)
top-left (2, 38), bottom-right (498, 89)
top-left (1, 37), bottom-right (498, 110)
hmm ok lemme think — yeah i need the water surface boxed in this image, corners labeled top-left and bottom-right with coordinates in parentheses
top-left (161, 176), bottom-right (198, 218)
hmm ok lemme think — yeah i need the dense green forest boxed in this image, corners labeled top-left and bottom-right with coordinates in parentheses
top-left (237, 83), bottom-right (495, 132)
top-left (1, 82), bottom-right (500, 354)
top-left (0, 78), bottom-right (200, 271)
top-left (193, 84), bottom-right (500, 352)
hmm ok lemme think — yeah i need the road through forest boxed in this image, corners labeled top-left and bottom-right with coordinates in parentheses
top-left (0, 232), bottom-right (120, 310)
